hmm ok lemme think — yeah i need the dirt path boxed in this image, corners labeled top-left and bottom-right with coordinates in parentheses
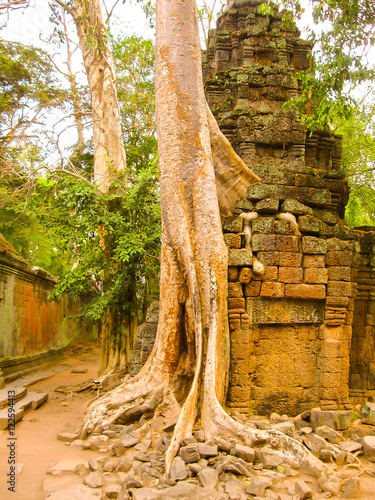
top-left (0, 339), bottom-right (101, 500)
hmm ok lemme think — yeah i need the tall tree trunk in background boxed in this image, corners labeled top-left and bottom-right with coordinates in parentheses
top-left (61, 9), bottom-right (85, 154)
top-left (67, 0), bottom-right (135, 374)
top-left (81, 0), bottom-right (341, 494)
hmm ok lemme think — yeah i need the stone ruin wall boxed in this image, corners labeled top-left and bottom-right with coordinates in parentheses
top-left (130, 0), bottom-right (375, 416)
top-left (0, 234), bottom-right (95, 379)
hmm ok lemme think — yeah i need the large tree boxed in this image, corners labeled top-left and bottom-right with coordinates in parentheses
top-left (81, 0), bottom-right (340, 493)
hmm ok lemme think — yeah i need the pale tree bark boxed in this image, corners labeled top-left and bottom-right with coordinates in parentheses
top-left (54, 0), bottom-right (135, 374)
top-left (61, 9), bottom-right (85, 154)
top-left (70, 0), bottom-right (126, 191)
top-left (81, 0), bottom-right (341, 493)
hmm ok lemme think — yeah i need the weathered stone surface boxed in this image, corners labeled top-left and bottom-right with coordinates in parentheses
top-left (280, 199), bottom-right (313, 215)
top-left (57, 431), bottom-right (80, 443)
top-left (223, 217), bottom-right (244, 233)
top-left (83, 471), bottom-right (103, 488)
top-left (260, 282), bottom-right (285, 298)
top-left (170, 457), bottom-right (188, 481)
top-left (271, 421), bottom-right (295, 434)
top-left (302, 236), bottom-right (327, 255)
top-left (238, 267), bottom-right (252, 283)
top-left (224, 233), bottom-right (242, 249)
top-left (119, 433), bottom-right (140, 448)
top-left (362, 436), bottom-right (375, 461)
top-left (256, 448), bottom-right (283, 468)
top-left (221, 456), bottom-right (252, 476)
top-left (180, 443), bottom-right (200, 463)
top-left (339, 441), bottom-right (362, 453)
top-left (228, 249), bottom-right (253, 266)
top-left (251, 234), bottom-right (276, 252)
top-left (302, 433), bottom-right (327, 454)
top-left (255, 198), bottom-right (279, 214)
top-left (310, 409), bottom-right (353, 431)
top-left (284, 284), bottom-right (326, 299)
top-left (304, 267), bottom-right (328, 284)
top-left (245, 479), bottom-right (266, 497)
top-left (230, 443), bottom-right (255, 462)
top-left (360, 400), bottom-right (375, 425)
top-left (197, 468), bottom-right (219, 489)
top-left (198, 443), bottom-right (218, 457)
top-left (298, 215), bottom-right (320, 234)
top-left (295, 479), bottom-right (312, 499)
top-left (49, 459), bottom-right (89, 474)
top-left (247, 298), bottom-right (324, 324)
top-left (224, 479), bottom-right (246, 500)
top-left (315, 425), bottom-right (341, 444)
top-left (341, 477), bottom-right (361, 498)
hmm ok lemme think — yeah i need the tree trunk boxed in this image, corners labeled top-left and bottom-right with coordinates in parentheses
top-left (70, 0), bottom-right (130, 375)
top-left (81, 0), bottom-right (341, 493)
top-left (72, 0), bottom-right (126, 191)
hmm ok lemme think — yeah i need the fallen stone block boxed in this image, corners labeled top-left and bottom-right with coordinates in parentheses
top-left (46, 484), bottom-right (102, 499)
top-left (363, 435), bottom-right (375, 462)
top-left (295, 479), bottom-right (312, 499)
top-left (0, 404), bottom-right (24, 430)
top-left (310, 408), bottom-right (353, 431)
top-left (360, 400), bottom-right (375, 426)
top-left (197, 467), bottom-right (219, 489)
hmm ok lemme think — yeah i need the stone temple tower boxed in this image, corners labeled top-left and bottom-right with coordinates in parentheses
top-left (203, 0), bottom-right (357, 416)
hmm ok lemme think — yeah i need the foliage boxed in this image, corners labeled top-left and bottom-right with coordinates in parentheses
top-left (279, 0), bottom-right (375, 128)
top-left (38, 162), bottom-right (160, 321)
top-left (0, 39), bottom-right (67, 148)
top-left (112, 34), bottom-right (156, 176)
top-left (337, 100), bottom-right (375, 227)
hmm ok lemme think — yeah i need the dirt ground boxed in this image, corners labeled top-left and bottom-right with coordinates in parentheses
top-left (0, 339), bottom-right (102, 500)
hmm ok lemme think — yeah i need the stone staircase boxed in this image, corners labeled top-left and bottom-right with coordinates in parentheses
top-left (0, 384), bottom-right (48, 430)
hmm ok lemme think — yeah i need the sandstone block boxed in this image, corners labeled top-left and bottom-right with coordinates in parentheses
top-left (295, 479), bottom-right (312, 499)
top-left (362, 436), bottom-right (375, 462)
top-left (255, 198), bottom-right (279, 214)
top-left (180, 443), bottom-right (200, 463)
top-left (304, 267), bottom-right (328, 284)
top-left (224, 233), bottom-right (242, 249)
top-left (228, 282), bottom-right (243, 298)
top-left (230, 443), bottom-right (255, 463)
top-left (302, 236), bottom-right (327, 254)
top-left (278, 267), bottom-right (303, 283)
top-left (274, 220), bottom-right (293, 235)
top-left (229, 249), bottom-right (253, 266)
top-left (310, 409), bottom-right (353, 430)
top-left (258, 251), bottom-right (279, 266)
top-left (302, 254), bottom-right (325, 268)
top-left (279, 252), bottom-right (302, 267)
top-left (276, 235), bottom-right (299, 252)
top-left (316, 425), bottom-right (341, 444)
top-left (341, 477), bottom-right (361, 499)
top-left (322, 340), bottom-right (340, 358)
top-left (360, 400), bottom-right (375, 425)
top-left (228, 298), bottom-right (245, 311)
top-left (280, 199), bottom-right (313, 215)
top-left (238, 267), bottom-right (252, 283)
top-left (328, 266), bottom-right (351, 281)
top-left (299, 215), bottom-right (320, 234)
top-left (256, 448), bottom-right (283, 468)
top-left (327, 238), bottom-right (351, 251)
top-left (235, 199), bottom-right (254, 212)
top-left (197, 468), bottom-right (219, 490)
top-left (245, 480), bottom-right (266, 497)
top-left (228, 267), bottom-right (239, 282)
top-left (198, 443), bottom-right (218, 457)
top-left (251, 234), bottom-right (276, 252)
top-left (260, 282), bottom-right (285, 298)
top-left (252, 217), bottom-right (275, 233)
top-left (339, 441), bottom-right (362, 453)
top-left (253, 265), bottom-right (278, 281)
top-left (223, 217), bottom-right (243, 233)
top-left (285, 284), bottom-right (326, 299)
top-left (327, 281), bottom-right (352, 297)
top-left (302, 433), bottom-right (327, 455)
top-left (325, 250), bottom-right (352, 266)
top-left (170, 457), bottom-right (188, 481)
top-left (244, 281), bottom-right (261, 297)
